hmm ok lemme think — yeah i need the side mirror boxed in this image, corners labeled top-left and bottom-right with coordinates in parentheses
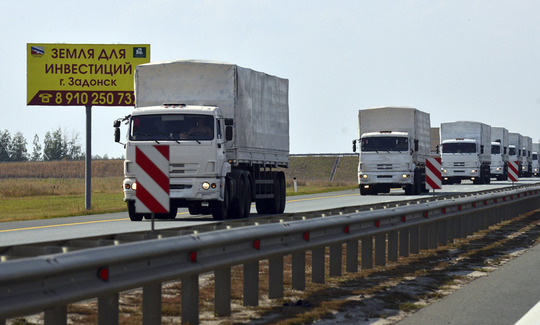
top-left (480, 145), bottom-right (484, 154)
top-left (114, 127), bottom-right (121, 143)
top-left (352, 140), bottom-right (357, 153)
top-left (113, 120), bottom-right (121, 128)
top-left (436, 144), bottom-right (440, 154)
top-left (414, 139), bottom-right (419, 152)
top-left (225, 126), bottom-right (233, 141)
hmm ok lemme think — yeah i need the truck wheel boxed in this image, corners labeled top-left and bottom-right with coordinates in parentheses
top-left (278, 172), bottom-right (286, 213)
top-left (127, 201), bottom-right (144, 221)
top-left (240, 175), bottom-right (252, 219)
top-left (230, 176), bottom-right (246, 219)
top-left (212, 182), bottom-right (229, 220)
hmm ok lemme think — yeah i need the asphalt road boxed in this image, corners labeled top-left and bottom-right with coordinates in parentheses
top-left (397, 243), bottom-right (540, 325)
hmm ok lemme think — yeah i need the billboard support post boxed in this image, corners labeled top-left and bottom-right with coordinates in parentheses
top-left (85, 105), bottom-right (92, 210)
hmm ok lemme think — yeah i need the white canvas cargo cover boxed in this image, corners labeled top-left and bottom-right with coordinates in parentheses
top-left (358, 107), bottom-right (431, 158)
top-left (134, 60), bottom-right (289, 165)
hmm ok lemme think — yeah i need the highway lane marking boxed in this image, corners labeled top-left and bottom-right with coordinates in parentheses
top-left (0, 193), bottom-right (357, 233)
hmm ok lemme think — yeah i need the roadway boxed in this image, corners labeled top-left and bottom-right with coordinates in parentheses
top-left (0, 179), bottom-right (537, 247)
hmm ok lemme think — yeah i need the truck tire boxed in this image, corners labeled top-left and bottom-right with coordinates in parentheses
top-left (127, 201), bottom-right (144, 221)
top-left (229, 176), bottom-right (246, 219)
top-left (277, 172), bottom-right (286, 213)
top-left (241, 176), bottom-right (252, 218)
top-left (211, 182), bottom-right (229, 220)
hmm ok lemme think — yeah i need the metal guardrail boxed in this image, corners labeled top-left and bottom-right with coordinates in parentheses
top-left (1, 185), bottom-right (540, 324)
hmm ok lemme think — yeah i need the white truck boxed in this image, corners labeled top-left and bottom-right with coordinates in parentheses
top-left (114, 60), bottom-right (289, 221)
top-left (533, 143), bottom-right (540, 177)
top-left (490, 126), bottom-right (509, 180)
top-left (509, 132), bottom-right (522, 176)
top-left (440, 121), bottom-right (491, 184)
top-left (352, 107), bottom-right (431, 195)
top-left (523, 136), bottom-right (533, 177)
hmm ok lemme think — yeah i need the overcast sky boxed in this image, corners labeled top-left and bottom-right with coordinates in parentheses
top-left (2, 0), bottom-right (540, 157)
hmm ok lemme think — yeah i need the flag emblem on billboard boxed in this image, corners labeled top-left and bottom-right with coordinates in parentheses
top-left (31, 46), bottom-right (44, 55)
top-left (133, 47), bottom-right (147, 58)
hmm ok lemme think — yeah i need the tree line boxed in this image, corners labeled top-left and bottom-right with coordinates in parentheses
top-left (0, 128), bottom-right (84, 162)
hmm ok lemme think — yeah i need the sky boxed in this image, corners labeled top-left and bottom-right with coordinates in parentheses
top-left (2, 0), bottom-right (540, 158)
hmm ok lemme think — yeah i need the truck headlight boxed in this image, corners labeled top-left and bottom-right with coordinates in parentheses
top-left (402, 174), bottom-right (410, 178)
top-left (202, 182), bottom-right (211, 190)
top-left (361, 174), bottom-right (368, 179)
top-left (471, 169), bottom-right (477, 173)
top-left (131, 182), bottom-right (137, 190)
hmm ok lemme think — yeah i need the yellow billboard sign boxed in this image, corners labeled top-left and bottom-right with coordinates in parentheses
top-left (27, 43), bottom-right (150, 106)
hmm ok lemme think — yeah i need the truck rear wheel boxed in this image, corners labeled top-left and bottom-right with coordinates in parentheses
top-left (277, 172), bottom-right (286, 213)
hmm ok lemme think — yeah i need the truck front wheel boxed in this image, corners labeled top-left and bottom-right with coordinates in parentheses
top-left (127, 201), bottom-right (144, 221)
top-left (211, 182), bottom-right (229, 220)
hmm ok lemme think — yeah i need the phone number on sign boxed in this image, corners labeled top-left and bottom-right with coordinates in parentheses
top-left (43, 91), bottom-right (135, 106)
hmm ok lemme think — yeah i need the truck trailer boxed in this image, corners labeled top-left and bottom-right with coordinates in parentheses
top-left (490, 126), bottom-right (509, 180)
top-left (115, 60), bottom-right (289, 221)
top-left (440, 121), bottom-right (491, 184)
top-left (353, 106), bottom-right (431, 195)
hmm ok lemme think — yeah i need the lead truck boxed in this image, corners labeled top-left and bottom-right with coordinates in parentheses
top-left (353, 107), bottom-right (431, 195)
top-left (114, 60), bottom-right (289, 221)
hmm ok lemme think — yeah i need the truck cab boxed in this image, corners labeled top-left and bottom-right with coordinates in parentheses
top-left (441, 138), bottom-right (490, 184)
top-left (490, 141), bottom-right (506, 180)
top-left (116, 104), bottom-right (232, 221)
top-left (357, 131), bottom-right (423, 195)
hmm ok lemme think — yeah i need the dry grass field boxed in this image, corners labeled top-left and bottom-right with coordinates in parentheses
top-left (0, 155), bottom-right (358, 221)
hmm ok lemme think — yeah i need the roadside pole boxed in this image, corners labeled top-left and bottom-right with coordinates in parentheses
top-left (85, 105), bottom-right (92, 210)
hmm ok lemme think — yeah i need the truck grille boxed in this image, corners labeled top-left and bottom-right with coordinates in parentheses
top-left (170, 163), bottom-right (199, 176)
top-left (377, 164), bottom-right (392, 170)
top-left (453, 162), bottom-right (465, 167)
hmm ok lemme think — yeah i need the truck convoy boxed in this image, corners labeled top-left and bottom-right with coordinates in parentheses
top-left (114, 60), bottom-right (289, 221)
top-left (490, 126), bottom-right (509, 180)
top-left (352, 107), bottom-right (431, 195)
top-left (440, 121), bottom-right (491, 184)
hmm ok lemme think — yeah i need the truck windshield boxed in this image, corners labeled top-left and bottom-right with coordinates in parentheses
top-left (442, 142), bottom-right (476, 153)
top-left (129, 114), bottom-right (215, 141)
top-left (491, 145), bottom-right (501, 154)
top-left (509, 147), bottom-right (516, 155)
top-left (361, 137), bottom-right (408, 152)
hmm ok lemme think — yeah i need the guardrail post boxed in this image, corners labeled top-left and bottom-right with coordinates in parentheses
top-left (346, 240), bottom-right (359, 273)
top-left (98, 293), bottom-right (119, 325)
top-left (214, 267), bottom-right (231, 316)
top-left (329, 243), bottom-right (342, 277)
top-left (419, 224), bottom-right (429, 250)
top-left (428, 223), bottom-right (438, 249)
top-left (410, 226), bottom-right (419, 254)
top-left (268, 256), bottom-right (284, 299)
top-left (438, 220), bottom-right (447, 246)
top-left (399, 228), bottom-right (410, 257)
top-left (243, 262), bottom-right (259, 306)
top-left (181, 274), bottom-right (199, 324)
top-left (388, 231), bottom-right (398, 261)
top-left (312, 247), bottom-right (325, 283)
top-left (143, 283), bottom-right (162, 325)
top-left (292, 251), bottom-right (306, 290)
top-left (375, 233), bottom-right (386, 266)
top-left (361, 236), bottom-right (373, 269)
top-left (447, 217), bottom-right (455, 243)
top-left (44, 305), bottom-right (67, 325)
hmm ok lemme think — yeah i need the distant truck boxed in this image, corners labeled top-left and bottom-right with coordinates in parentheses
top-left (509, 133), bottom-right (522, 176)
top-left (490, 127), bottom-right (509, 180)
top-left (352, 107), bottom-right (431, 195)
top-left (114, 60), bottom-right (289, 221)
top-left (523, 136), bottom-right (533, 177)
top-left (533, 143), bottom-right (540, 177)
top-left (440, 121), bottom-right (491, 184)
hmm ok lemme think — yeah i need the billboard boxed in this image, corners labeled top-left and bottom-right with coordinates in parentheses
top-left (27, 43), bottom-right (150, 106)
